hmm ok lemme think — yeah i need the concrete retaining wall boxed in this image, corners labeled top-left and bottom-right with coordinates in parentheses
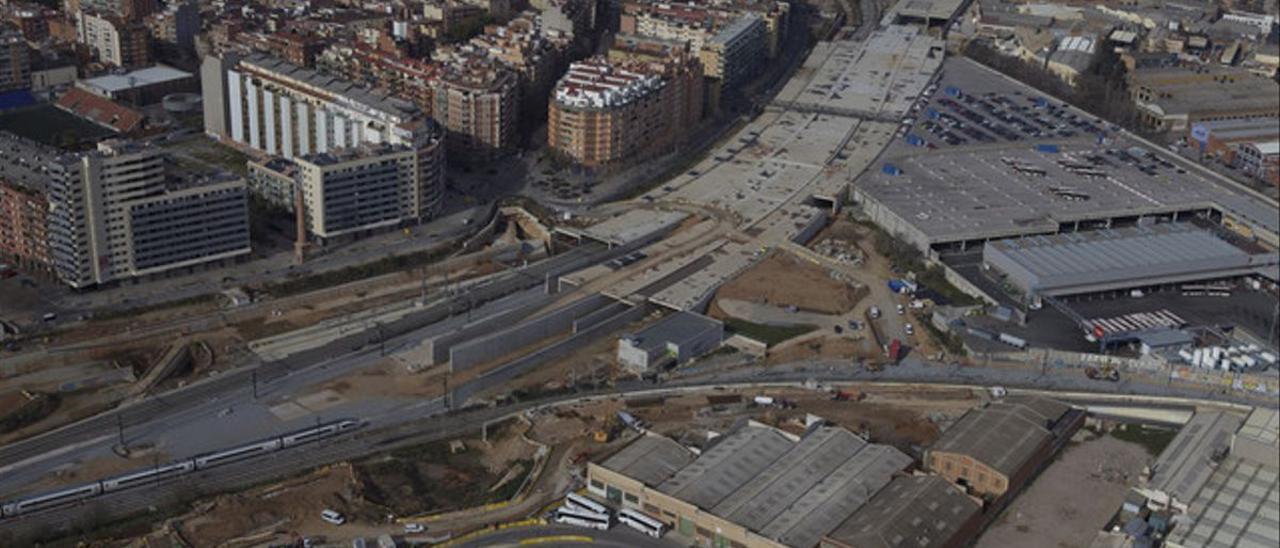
top-left (450, 293), bottom-right (613, 371)
top-left (424, 293), bottom-right (560, 365)
top-left (456, 303), bottom-right (647, 402)
top-left (572, 301), bottom-right (630, 333)
top-left (939, 262), bottom-right (999, 306)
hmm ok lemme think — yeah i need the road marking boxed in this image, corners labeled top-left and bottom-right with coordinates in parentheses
top-left (519, 536), bottom-right (593, 545)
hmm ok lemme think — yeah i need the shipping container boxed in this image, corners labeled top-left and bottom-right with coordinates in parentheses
top-left (1035, 144), bottom-right (1060, 153)
top-left (881, 164), bottom-right (902, 175)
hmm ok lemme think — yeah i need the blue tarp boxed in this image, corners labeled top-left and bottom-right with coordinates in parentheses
top-left (0, 90), bottom-right (37, 112)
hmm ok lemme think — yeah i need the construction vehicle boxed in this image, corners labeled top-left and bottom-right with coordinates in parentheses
top-left (1085, 365), bottom-right (1120, 382)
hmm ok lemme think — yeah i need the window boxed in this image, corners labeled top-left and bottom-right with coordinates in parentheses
top-left (590, 479), bottom-right (604, 490)
top-left (625, 493), bottom-right (639, 504)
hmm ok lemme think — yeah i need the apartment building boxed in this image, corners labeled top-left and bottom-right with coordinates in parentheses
top-left (0, 133), bottom-right (250, 288)
top-left (549, 57), bottom-right (668, 168)
top-left (248, 139), bottom-right (447, 241)
top-left (432, 56), bottom-right (520, 164)
top-left (700, 13), bottom-right (765, 89)
top-left (609, 33), bottom-right (704, 133)
top-left (318, 43), bottom-right (438, 116)
top-left (0, 23), bottom-right (29, 92)
top-left (76, 11), bottom-right (151, 68)
top-left (0, 179), bottom-right (50, 273)
top-left (202, 54), bottom-right (438, 162)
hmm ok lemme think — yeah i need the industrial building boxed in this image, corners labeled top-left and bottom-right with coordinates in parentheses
top-left (925, 396), bottom-right (1083, 500)
top-left (884, 0), bottom-right (968, 26)
top-left (616, 311), bottom-right (723, 372)
top-left (852, 58), bottom-right (1280, 253)
top-left (202, 53), bottom-right (437, 161)
top-left (1139, 408), bottom-right (1279, 548)
top-left (1140, 411), bottom-right (1244, 513)
top-left (981, 224), bottom-right (1280, 301)
top-left (820, 474), bottom-right (982, 548)
top-left (588, 420), bottom-right (913, 548)
top-left (1128, 64), bottom-right (1280, 133)
top-left (76, 65), bottom-right (195, 105)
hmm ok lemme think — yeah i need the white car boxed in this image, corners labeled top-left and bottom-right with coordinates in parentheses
top-left (321, 509), bottom-right (346, 525)
top-left (896, 304), bottom-right (905, 315)
top-left (904, 323), bottom-right (915, 336)
top-left (404, 523), bottom-right (426, 534)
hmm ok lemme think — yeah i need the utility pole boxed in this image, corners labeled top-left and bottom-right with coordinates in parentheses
top-left (252, 369), bottom-right (258, 399)
top-left (442, 374), bottom-right (451, 410)
top-left (116, 414), bottom-right (125, 447)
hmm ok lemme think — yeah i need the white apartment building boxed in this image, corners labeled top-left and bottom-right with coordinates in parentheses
top-left (202, 54), bottom-right (436, 161)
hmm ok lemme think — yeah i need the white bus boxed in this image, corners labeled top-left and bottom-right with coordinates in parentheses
top-left (554, 506), bottom-right (611, 531)
top-left (619, 508), bottom-right (666, 538)
top-left (565, 493), bottom-right (610, 516)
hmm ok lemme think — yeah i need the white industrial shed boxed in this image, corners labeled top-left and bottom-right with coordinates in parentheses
top-left (982, 224), bottom-right (1279, 298)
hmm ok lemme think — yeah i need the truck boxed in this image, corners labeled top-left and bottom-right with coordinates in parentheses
top-left (1085, 365), bottom-right (1120, 382)
top-left (887, 339), bottom-right (904, 363)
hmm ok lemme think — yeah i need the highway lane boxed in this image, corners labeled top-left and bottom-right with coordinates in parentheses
top-left (457, 524), bottom-right (676, 547)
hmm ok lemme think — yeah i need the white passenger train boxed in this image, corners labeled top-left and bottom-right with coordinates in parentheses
top-left (0, 419), bottom-right (361, 519)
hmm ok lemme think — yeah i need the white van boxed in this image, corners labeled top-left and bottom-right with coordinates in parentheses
top-left (321, 509), bottom-right (346, 525)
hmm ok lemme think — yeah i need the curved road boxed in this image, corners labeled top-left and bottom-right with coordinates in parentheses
top-left (458, 524), bottom-right (674, 547)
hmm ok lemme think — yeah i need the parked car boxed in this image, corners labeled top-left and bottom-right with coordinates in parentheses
top-left (321, 509), bottom-right (346, 525)
top-left (404, 523), bottom-right (426, 534)
top-left (904, 323), bottom-right (914, 336)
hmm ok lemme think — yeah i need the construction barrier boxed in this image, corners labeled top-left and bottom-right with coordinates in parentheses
top-left (434, 518), bottom-right (548, 547)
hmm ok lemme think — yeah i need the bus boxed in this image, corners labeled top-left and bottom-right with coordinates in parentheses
top-left (565, 493), bottom-right (610, 516)
top-left (554, 506), bottom-right (611, 531)
top-left (619, 508), bottom-right (666, 538)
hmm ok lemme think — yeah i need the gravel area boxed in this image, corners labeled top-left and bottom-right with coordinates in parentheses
top-left (976, 432), bottom-right (1152, 548)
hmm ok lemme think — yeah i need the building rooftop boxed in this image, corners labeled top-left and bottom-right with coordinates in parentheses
top-left (603, 421), bottom-right (914, 547)
top-left (554, 58), bottom-right (664, 109)
top-left (929, 396), bottom-right (1072, 477)
top-left (1164, 454), bottom-right (1279, 548)
top-left (1148, 411), bottom-right (1243, 506)
top-left (623, 311), bottom-right (722, 353)
top-left (55, 87), bottom-right (143, 134)
top-left (1130, 65), bottom-right (1280, 117)
top-left (888, 0), bottom-right (968, 22)
top-left (239, 54), bottom-right (420, 121)
top-left (600, 432), bottom-right (696, 487)
top-left (854, 58), bottom-right (1280, 248)
top-left (982, 224), bottom-right (1277, 296)
top-left (79, 65), bottom-right (193, 94)
top-left (824, 474), bottom-right (981, 548)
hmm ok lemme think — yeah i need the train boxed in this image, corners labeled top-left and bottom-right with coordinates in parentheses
top-left (0, 419), bottom-right (361, 520)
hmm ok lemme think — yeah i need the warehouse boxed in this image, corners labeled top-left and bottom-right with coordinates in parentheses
top-left (851, 58), bottom-right (1280, 252)
top-left (925, 396), bottom-right (1083, 501)
top-left (617, 311), bottom-right (724, 373)
top-left (587, 420), bottom-right (913, 548)
top-left (1154, 408), bottom-right (1279, 548)
top-left (820, 475), bottom-right (982, 548)
top-left (982, 224), bottom-right (1279, 302)
top-left (1140, 411), bottom-right (1243, 512)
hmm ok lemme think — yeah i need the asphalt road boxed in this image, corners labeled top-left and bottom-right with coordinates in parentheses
top-left (4, 354), bottom-right (1273, 543)
top-left (458, 524), bottom-right (677, 547)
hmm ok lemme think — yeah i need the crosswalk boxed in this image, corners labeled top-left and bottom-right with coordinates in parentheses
top-left (1084, 309), bottom-right (1187, 337)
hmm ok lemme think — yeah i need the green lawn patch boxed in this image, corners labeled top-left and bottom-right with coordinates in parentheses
top-left (723, 318), bottom-right (817, 346)
top-left (1110, 424), bottom-right (1178, 456)
top-left (0, 104), bottom-right (113, 148)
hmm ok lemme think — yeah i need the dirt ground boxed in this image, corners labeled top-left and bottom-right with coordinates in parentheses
top-left (766, 334), bottom-right (877, 364)
top-left (618, 386), bottom-right (977, 452)
top-left (711, 251), bottom-right (863, 316)
top-left (977, 431), bottom-right (1152, 548)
